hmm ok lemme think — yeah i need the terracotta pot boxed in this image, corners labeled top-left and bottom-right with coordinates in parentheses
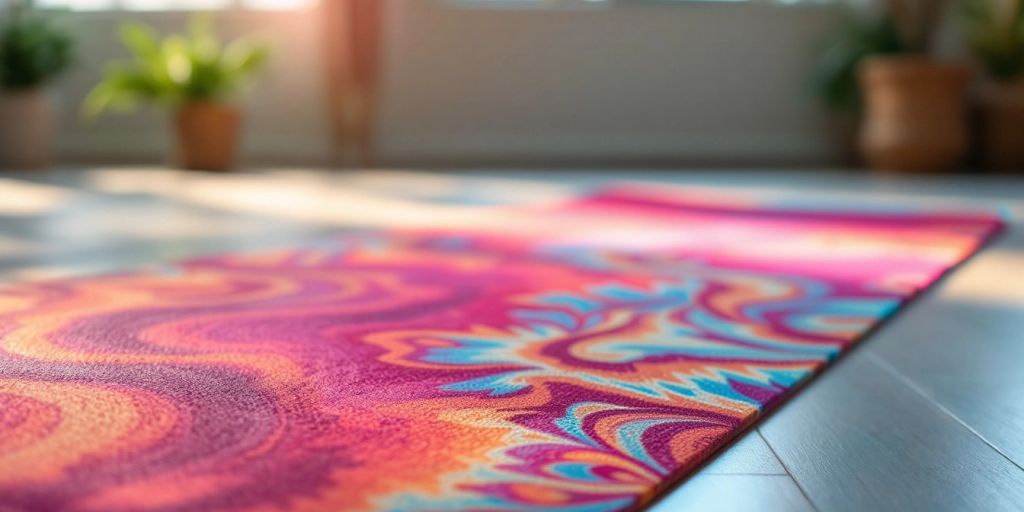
top-left (858, 56), bottom-right (970, 173)
top-left (979, 78), bottom-right (1024, 172)
top-left (0, 89), bottom-right (56, 170)
top-left (175, 102), bottom-right (240, 171)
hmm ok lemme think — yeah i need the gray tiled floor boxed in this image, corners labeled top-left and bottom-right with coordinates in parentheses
top-left (1, 167), bottom-right (1022, 511)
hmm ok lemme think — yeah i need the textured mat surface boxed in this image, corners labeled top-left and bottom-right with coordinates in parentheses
top-left (0, 188), bottom-right (1003, 512)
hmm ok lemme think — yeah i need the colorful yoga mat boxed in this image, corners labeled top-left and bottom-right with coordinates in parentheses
top-left (0, 187), bottom-right (1003, 511)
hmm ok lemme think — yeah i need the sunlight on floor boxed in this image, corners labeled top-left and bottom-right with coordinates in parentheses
top-left (935, 249), bottom-right (1024, 307)
top-left (82, 167), bottom-right (575, 229)
top-left (0, 178), bottom-right (77, 216)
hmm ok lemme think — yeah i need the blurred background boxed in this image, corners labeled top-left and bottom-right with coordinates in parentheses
top-left (0, 4), bottom-right (1022, 510)
top-left (0, 0), bottom-right (1021, 282)
top-left (2, 0), bottom-right (1022, 173)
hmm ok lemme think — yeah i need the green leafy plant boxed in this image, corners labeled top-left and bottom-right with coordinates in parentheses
top-left (962, 0), bottom-right (1024, 80)
top-left (813, 1), bottom-right (948, 113)
top-left (84, 16), bottom-right (270, 118)
top-left (0, 1), bottom-right (73, 90)
top-left (887, 0), bottom-right (947, 53)
top-left (813, 11), bottom-right (908, 113)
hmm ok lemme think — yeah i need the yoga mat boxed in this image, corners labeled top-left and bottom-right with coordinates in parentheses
top-left (0, 187), bottom-right (1003, 511)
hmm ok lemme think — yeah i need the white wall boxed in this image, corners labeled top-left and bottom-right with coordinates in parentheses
top-left (378, 1), bottom-right (840, 166)
top-left (50, 1), bottom-right (842, 167)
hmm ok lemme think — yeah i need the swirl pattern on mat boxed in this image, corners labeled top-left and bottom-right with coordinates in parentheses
top-left (0, 188), bottom-right (1002, 511)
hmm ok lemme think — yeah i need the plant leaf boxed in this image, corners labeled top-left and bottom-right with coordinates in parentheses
top-left (82, 14), bottom-right (271, 116)
top-left (120, 22), bottom-right (160, 63)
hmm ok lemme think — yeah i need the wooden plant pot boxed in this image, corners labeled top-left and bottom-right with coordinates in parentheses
top-left (858, 56), bottom-right (970, 173)
top-left (175, 102), bottom-right (240, 171)
top-left (0, 89), bottom-right (55, 170)
top-left (979, 78), bottom-right (1024, 172)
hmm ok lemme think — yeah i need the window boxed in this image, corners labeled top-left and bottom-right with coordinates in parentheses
top-left (34, 0), bottom-right (315, 10)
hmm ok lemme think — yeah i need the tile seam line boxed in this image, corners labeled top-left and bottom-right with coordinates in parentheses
top-left (757, 427), bottom-right (822, 512)
top-left (867, 350), bottom-right (1024, 478)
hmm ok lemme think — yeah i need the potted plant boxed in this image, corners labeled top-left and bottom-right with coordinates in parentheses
top-left (812, 10), bottom-right (907, 164)
top-left (816, 0), bottom-right (970, 172)
top-left (84, 17), bottom-right (269, 171)
top-left (0, 1), bottom-right (72, 170)
top-left (963, 0), bottom-right (1024, 171)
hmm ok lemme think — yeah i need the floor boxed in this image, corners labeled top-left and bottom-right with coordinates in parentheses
top-left (1, 167), bottom-right (1022, 512)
